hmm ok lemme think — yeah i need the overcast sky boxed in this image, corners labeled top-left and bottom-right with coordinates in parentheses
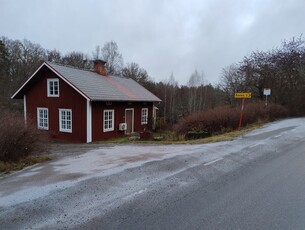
top-left (1, 0), bottom-right (305, 85)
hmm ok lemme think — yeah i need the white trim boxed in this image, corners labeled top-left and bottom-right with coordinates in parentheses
top-left (11, 62), bottom-right (91, 101)
top-left (86, 100), bottom-right (92, 143)
top-left (47, 78), bottom-right (59, 97)
top-left (125, 108), bottom-right (134, 133)
top-left (141, 108), bottom-right (148, 124)
top-left (11, 62), bottom-right (46, 99)
top-left (152, 105), bottom-right (158, 130)
top-left (59, 109), bottom-right (72, 133)
top-left (24, 95), bottom-right (27, 126)
top-left (46, 62), bottom-right (90, 100)
top-left (103, 109), bottom-right (114, 132)
top-left (37, 107), bottom-right (49, 130)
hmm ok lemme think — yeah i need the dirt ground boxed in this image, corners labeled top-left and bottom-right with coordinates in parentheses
top-left (48, 142), bottom-right (117, 158)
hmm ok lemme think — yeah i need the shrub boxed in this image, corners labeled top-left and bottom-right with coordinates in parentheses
top-left (173, 102), bottom-right (288, 136)
top-left (0, 109), bottom-right (48, 162)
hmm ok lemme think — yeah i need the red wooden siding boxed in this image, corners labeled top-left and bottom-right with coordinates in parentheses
top-left (23, 67), bottom-right (155, 143)
top-left (26, 69), bottom-right (87, 142)
top-left (91, 101), bottom-right (154, 141)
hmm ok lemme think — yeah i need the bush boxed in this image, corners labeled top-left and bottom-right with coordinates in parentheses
top-left (0, 109), bottom-right (48, 162)
top-left (173, 102), bottom-right (288, 136)
top-left (186, 131), bottom-right (210, 140)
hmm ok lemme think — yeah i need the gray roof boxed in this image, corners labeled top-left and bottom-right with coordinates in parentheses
top-left (13, 62), bottom-right (161, 102)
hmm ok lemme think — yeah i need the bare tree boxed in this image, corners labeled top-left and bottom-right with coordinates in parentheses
top-left (219, 64), bottom-right (245, 104)
top-left (168, 73), bottom-right (178, 124)
top-left (47, 49), bottom-right (62, 63)
top-left (0, 39), bottom-right (10, 108)
top-left (2, 35), bottom-right (230, 122)
top-left (101, 41), bottom-right (123, 75)
top-left (122, 62), bottom-right (150, 84)
top-left (92, 45), bottom-right (100, 60)
top-left (187, 70), bottom-right (205, 112)
top-left (187, 69), bottom-right (204, 87)
top-left (0, 37), bottom-right (47, 109)
top-left (62, 52), bottom-right (90, 69)
top-left (219, 35), bottom-right (305, 115)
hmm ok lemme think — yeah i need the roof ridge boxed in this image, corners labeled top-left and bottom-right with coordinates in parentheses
top-left (48, 61), bottom-right (130, 79)
top-left (47, 61), bottom-right (91, 72)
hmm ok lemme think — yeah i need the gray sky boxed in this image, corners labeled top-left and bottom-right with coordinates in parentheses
top-left (1, 0), bottom-right (305, 85)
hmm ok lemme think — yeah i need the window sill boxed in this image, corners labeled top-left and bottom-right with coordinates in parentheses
top-left (38, 127), bottom-right (49, 130)
top-left (60, 130), bottom-right (72, 133)
top-left (103, 129), bottom-right (114, 132)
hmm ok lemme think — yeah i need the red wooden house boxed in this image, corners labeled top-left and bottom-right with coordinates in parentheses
top-left (12, 60), bottom-right (161, 143)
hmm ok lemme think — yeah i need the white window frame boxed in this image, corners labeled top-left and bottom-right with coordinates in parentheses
top-left (59, 109), bottom-right (72, 133)
top-left (103, 109), bottom-right (114, 132)
top-left (37, 107), bottom-right (48, 130)
top-left (141, 108), bottom-right (148, 124)
top-left (47, 78), bottom-right (59, 97)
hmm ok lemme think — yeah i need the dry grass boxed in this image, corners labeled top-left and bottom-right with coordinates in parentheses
top-left (186, 121), bottom-right (265, 144)
top-left (119, 120), bottom-right (266, 145)
top-left (0, 155), bottom-right (51, 174)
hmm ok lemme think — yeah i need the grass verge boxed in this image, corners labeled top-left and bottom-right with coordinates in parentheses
top-left (0, 155), bottom-right (51, 174)
top-left (100, 121), bottom-right (266, 145)
top-left (185, 121), bottom-right (265, 144)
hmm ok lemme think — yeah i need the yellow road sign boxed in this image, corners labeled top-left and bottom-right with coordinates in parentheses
top-left (234, 92), bottom-right (251, 99)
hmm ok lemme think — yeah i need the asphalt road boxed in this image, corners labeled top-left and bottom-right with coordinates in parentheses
top-left (1, 118), bottom-right (305, 229)
top-left (88, 135), bottom-right (305, 230)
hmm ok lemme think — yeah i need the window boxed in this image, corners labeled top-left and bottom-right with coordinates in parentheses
top-left (141, 108), bottom-right (148, 124)
top-left (37, 108), bottom-right (48, 130)
top-left (104, 110), bottom-right (114, 132)
top-left (59, 109), bottom-right (72, 133)
top-left (47, 79), bottom-right (59, 97)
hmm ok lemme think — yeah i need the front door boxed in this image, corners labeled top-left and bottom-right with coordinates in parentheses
top-left (125, 109), bottom-right (134, 134)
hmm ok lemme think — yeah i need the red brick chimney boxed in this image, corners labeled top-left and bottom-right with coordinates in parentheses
top-left (93, 60), bottom-right (107, 76)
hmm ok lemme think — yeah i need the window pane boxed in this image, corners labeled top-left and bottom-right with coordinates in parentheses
top-left (48, 80), bottom-right (59, 96)
top-left (60, 109), bottom-right (72, 132)
top-left (54, 81), bottom-right (58, 94)
top-left (141, 109), bottom-right (148, 124)
top-left (38, 108), bottom-right (48, 129)
top-left (50, 81), bottom-right (54, 95)
top-left (104, 110), bottom-right (114, 131)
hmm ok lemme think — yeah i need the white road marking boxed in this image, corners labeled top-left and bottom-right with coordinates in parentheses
top-left (204, 158), bottom-right (223, 166)
top-left (274, 134), bottom-right (282, 138)
top-left (249, 143), bottom-right (260, 148)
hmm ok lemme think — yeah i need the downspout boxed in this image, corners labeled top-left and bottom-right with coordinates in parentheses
top-left (24, 94), bottom-right (27, 126)
top-left (86, 99), bottom-right (92, 143)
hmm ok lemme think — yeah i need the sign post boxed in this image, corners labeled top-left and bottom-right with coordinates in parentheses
top-left (234, 92), bottom-right (251, 130)
top-left (238, 98), bottom-right (245, 130)
top-left (263, 88), bottom-right (271, 106)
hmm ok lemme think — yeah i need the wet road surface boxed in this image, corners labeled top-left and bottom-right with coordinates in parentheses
top-left (1, 118), bottom-right (305, 229)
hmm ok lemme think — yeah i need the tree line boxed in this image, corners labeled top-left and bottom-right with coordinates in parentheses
top-left (0, 36), bottom-right (227, 128)
top-left (1, 36), bottom-right (305, 130)
top-left (220, 36), bottom-right (305, 115)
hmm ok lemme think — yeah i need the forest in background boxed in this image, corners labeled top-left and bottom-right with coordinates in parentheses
top-left (1, 35), bottom-right (305, 130)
